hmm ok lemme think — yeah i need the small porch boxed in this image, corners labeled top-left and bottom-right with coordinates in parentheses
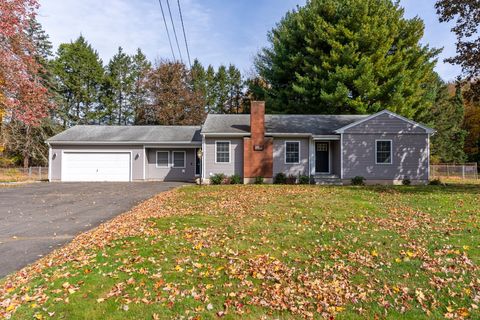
top-left (309, 136), bottom-right (342, 184)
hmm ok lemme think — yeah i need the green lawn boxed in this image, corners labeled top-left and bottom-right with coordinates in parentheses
top-left (1, 184), bottom-right (479, 319)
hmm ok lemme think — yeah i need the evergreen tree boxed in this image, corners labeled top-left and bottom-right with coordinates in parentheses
top-left (255, 0), bottom-right (440, 118)
top-left (102, 47), bottom-right (135, 125)
top-left (420, 78), bottom-right (467, 163)
top-left (214, 65), bottom-right (229, 113)
top-left (205, 65), bottom-right (217, 113)
top-left (226, 65), bottom-right (243, 114)
top-left (130, 49), bottom-right (152, 124)
top-left (51, 36), bottom-right (105, 126)
top-left (191, 59), bottom-right (208, 112)
top-left (26, 18), bottom-right (53, 60)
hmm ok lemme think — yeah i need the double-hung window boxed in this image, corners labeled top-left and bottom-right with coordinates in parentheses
top-left (172, 151), bottom-right (186, 168)
top-left (285, 141), bottom-right (300, 164)
top-left (216, 141), bottom-right (230, 163)
top-left (376, 140), bottom-right (392, 164)
top-left (156, 151), bottom-right (169, 168)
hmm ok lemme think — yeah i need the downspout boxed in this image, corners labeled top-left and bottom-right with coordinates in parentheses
top-left (201, 133), bottom-right (206, 182)
top-left (340, 133), bottom-right (344, 180)
top-left (47, 143), bottom-right (52, 182)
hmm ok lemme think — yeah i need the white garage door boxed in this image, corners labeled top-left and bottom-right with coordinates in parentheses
top-left (62, 152), bottom-right (131, 182)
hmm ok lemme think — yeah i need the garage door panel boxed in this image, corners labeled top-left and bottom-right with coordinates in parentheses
top-left (62, 152), bottom-right (131, 182)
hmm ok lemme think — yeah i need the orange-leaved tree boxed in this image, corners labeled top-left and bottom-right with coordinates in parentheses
top-left (0, 0), bottom-right (53, 126)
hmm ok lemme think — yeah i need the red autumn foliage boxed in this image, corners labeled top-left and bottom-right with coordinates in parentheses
top-left (0, 0), bottom-right (54, 125)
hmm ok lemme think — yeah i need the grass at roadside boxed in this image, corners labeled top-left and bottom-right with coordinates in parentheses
top-left (1, 184), bottom-right (479, 319)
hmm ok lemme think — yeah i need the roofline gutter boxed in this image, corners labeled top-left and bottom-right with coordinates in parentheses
top-left (46, 141), bottom-right (201, 146)
top-left (200, 133), bottom-right (250, 137)
top-left (268, 133), bottom-right (312, 138)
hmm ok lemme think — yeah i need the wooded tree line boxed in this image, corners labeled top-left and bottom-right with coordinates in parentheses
top-left (1, 0), bottom-right (479, 167)
top-left (1, 18), bottom-right (248, 167)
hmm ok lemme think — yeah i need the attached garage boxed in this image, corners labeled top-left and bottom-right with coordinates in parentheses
top-left (62, 152), bottom-right (131, 182)
top-left (47, 125), bottom-right (202, 182)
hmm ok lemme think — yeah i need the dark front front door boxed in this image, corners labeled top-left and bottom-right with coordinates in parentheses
top-left (315, 142), bottom-right (329, 173)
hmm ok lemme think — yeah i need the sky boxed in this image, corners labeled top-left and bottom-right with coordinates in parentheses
top-left (37, 0), bottom-right (461, 81)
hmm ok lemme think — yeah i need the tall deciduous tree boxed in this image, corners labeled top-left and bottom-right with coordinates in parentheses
top-left (144, 61), bottom-right (205, 125)
top-left (436, 0), bottom-right (480, 101)
top-left (0, 0), bottom-right (53, 125)
top-left (462, 92), bottom-right (480, 163)
top-left (255, 0), bottom-right (440, 118)
top-left (2, 118), bottom-right (61, 167)
top-left (52, 36), bottom-right (104, 126)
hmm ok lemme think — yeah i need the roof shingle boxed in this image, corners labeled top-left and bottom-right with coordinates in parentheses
top-left (201, 114), bottom-right (369, 135)
top-left (47, 125), bottom-right (202, 144)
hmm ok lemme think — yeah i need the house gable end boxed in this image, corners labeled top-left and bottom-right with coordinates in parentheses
top-left (334, 110), bottom-right (435, 134)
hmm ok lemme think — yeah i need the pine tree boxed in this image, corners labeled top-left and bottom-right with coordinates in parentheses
top-left (51, 36), bottom-right (105, 126)
top-left (191, 59), bottom-right (208, 112)
top-left (25, 18), bottom-right (55, 96)
top-left (102, 47), bottom-right (135, 125)
top-left (205, 65), bottom-right (217, 114)
top-left (130, 49), bottom-right (152, 124)
top-left (255, 0), bottom-right (440, 118)
top-left (226, 65), bottom-right (243, 114)
top-left (420, 78), bottom-right (467, 163)
top-left (214, 66), bottom-right (229, 113)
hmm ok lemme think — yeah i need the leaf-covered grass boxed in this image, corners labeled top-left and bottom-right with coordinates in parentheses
top-left (1, 184), bottom-right (479, 319)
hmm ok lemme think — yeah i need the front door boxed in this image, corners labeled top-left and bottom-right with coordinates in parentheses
top-left (315, 142), bottom-right (329, 173)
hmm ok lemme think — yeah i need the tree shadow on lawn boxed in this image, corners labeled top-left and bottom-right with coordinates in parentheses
top-left (355, 183), bottom-right (480, 195)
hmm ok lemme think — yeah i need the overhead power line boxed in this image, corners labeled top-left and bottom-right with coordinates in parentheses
top-left (177, 0), bottom-right (192, 69)
top-left (157, 0), bottom-right (176, 60)
top-left (166, 0), bottom-right (183, 63)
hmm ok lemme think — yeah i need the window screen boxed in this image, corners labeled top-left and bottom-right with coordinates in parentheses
top-left (173, 152), bottom-right (185, 168)
top-left (156, 151), bottom-right (169, 167)
top-left (216, 142), bottom-right (230, 163)
top-left (285, 142), bottom-right (300, 163)
top-left (376, 140), bottom-right (392, 164)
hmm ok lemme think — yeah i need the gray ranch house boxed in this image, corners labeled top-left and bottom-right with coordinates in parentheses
top-left (47, 101), bottom-right (434, 185)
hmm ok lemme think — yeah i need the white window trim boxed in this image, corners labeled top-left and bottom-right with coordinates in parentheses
top-left (172, 151), bottom-right (186, 169)
top-left (156, 151), bottom-right (170, 168)
top-left (215, 140), bottom-right (231, 164)
top-left (284, 141), bottom-right (301, 164)
top-left (375, 139), bottom-right (393, 165)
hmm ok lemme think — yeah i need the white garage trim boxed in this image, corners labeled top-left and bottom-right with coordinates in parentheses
top-left (61, 150), bottom-right (133, 182)
top-left (48, 146), bottom-right (52, 182)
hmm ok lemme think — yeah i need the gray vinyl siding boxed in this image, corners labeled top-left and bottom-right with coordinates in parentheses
top-left (343, 113), bottom-right (427, 134)
top-left (204, 138), bottom-right (243, 177)
top-left (49, 144), bottom-right (144, 181)
top-left (342, 133), bottom-right (429, 180)
top-left (330, 140), bottom-right (341, 176)
top-left (145, 148), bottom-right (196, 181)
top-left (273, 138), bottom-right (309, 176)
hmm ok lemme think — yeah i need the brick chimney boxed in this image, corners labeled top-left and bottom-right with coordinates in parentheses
top-left (243, 101), bottom-right (273, 183)
top-left (250, 101), bottom-right (265, 149)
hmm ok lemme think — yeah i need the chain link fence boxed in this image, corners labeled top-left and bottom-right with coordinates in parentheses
top-left (0, 167), bottom-right (49, 182)
top-left (430, 163), bottom-right (478, 180)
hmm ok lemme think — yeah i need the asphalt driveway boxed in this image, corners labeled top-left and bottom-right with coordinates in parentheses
top-left (0, 182), bottom-right (185, 278)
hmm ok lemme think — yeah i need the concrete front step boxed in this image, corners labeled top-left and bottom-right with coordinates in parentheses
top-left (314, 174), bottom-right (343, 185)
